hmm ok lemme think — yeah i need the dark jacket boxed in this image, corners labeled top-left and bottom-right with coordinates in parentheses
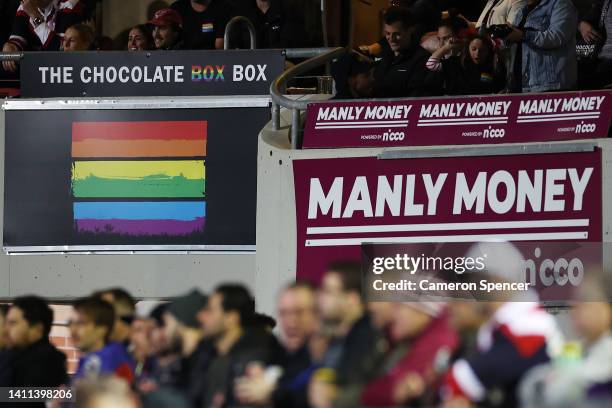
top-left (374, 45), bottom-right (434, 97)
top-left (336, 314), bottom-right (382, 386)
top-left (272, 344), bottom-right (312, 408)
top-left (4, 339), bottom-right (67, 408)
top-left (441, 55), bottom-right (506, 95)
top-left (198, 328), bottom-right (283, 408)
top-left (234, 0), bottom-right (306, 48)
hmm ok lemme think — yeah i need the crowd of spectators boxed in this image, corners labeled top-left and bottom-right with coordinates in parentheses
top-left (0, 246), bottom-right (611, 408)
top-left (0, 1), bottom-right (610, 96)
top-left (0, 0), bottom-right (316, 75)
top-left (336, 0), bottom-right (612, 98)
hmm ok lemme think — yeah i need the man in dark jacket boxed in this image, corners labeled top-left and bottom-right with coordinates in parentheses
top-left (3, 296), bottom-right (67, 407)
top-left (374, 7), bottom-right (436, 97)
top-left (198, 284), bottom-right (282, 407)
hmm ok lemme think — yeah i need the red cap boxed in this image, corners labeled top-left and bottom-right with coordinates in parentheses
top-left (149, 8), bottom-right (183, 27)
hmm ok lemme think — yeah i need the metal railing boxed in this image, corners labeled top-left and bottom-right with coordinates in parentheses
top-left (270, 47), bottom-right (346, 148)
top-left (224, 16), bottom-right (257, 50)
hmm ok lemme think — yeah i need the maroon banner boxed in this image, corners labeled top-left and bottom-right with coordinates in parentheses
top-left (302, 90), bottom-right (612, 148)
top-left (293, 150), bottom-right (602, 282)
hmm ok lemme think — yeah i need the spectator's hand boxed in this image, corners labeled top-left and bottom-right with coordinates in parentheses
top-left (2, 42), bottom-right (19, 72)
top-left (234, 363), bottom-right (275, 405)
top-left (21, 0), bottom-right (44, 22)
top-left (505, 27), bottom-right (524, 43)
top-left (578, 21), bottom-right (602, 44)
top-left (393, 372), bottom-right (426, 403)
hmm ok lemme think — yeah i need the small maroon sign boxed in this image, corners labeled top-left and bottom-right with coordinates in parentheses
top-left (293, 150), bottom-right (602, 282)
top-left (302, 90), bottom-right (612, 148)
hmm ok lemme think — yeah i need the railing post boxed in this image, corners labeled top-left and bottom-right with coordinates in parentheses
top-left (271, 102), bottom-right (280, 131)
top-left (291, 109), bottom-right (301, 149)
top-left (224, 16), bottom-right (257, 50)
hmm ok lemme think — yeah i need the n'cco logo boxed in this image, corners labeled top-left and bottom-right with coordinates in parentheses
top-left (382, 129), bottom-right (405, 141)
top-left (483, 126), bottom-right (505, 138)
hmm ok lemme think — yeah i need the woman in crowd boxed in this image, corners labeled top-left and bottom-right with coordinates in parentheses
top-left (427, 34), bottom-right (506, 95)
top-left (127, 24), bottom-right (154, 51)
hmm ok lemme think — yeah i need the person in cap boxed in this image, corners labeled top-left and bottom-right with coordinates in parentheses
top-left (150, 8), bottom-right (184, 50)
top-left (170, 0), bottom-right (230, 50)
top-left (162, 289), bottom-right (214, 406)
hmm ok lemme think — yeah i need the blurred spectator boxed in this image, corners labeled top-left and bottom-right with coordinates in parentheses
top-left (75, 377), bottom-right (139, 408)
top-left (95, 288), bottom-right (136, 345)
top-left (170, 0), bottom-right (230, 50)
top-left (429, 34), bottom-right (506, 95)
top-left (231, 0), bottom-right (307, 49)
top-left (127, 24), bottom-right (155, 51)
top-left (162, 289), bottom-right (208, 400)
top-left (367, 301), bottom-right (395, 331)
top-left (141, 302), bottom-right (183, 390)
top-left (234, 281), bottom-right (317, 407)
top-left (476, 0), bottom-right (528, 32)
top-left (2, 296), bottom-right (67, 407)
top-left (505, 0), bottom-right (577, 92)
top-left (361, 303), bottom-right (458, 407)
top-left (150, 8), bottom-right (184, 50)
top-left (62, 23), bottom-right (95, 51)
top-left (373, 7), bottom-right (436, 97)
top-left (577, 0), bottom-right (612, 88)
top-left (519, 276), bottom-right (612, 408)
top-left (441, 243), bottom-right (563, 408)
top-left (308, 262), bottom-right (383, 408)
top-left (331, 51), bottom-right (375, 99)
top-left (130, 301), bottom-right (159, 381)
top-left (70, 297), bottom-right (135, 384)
top-left (196, 284), bottom-right (281, 407)
top-left (2, 0), bottom-right (85, 72)
top-left (0, 304), bottom-right (10, 385)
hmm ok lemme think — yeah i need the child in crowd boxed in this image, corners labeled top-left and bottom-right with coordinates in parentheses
top-left (427, 34), bottom-right (505, 95)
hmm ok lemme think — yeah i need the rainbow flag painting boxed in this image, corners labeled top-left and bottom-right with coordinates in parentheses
top-left (71, 121), bottom-right (207, 238)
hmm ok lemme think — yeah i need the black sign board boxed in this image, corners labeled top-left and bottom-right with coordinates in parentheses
top-left (3, 104), bottom-right (266, 248)
top-left (20, 50), bottom-right (284, 98)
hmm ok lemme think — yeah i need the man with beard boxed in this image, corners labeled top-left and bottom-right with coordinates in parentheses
top-left (198, 284), bottom-right (281, 407)
top-left (171, 0), bottom-right (230, 49)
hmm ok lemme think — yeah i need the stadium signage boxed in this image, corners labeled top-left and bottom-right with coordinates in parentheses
top-left (302, 90), bottom-right (612, 148)
top-left (3, 103), bottom-right (268, 250)
top-left (20, 50), bottom-right (284, 97)
top-left (292, 150), bottom-right (602, 281)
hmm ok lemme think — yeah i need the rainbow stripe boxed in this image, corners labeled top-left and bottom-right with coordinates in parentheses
top-left (72, 160), bottom-right (205, 198)
top-left (72, 121), bottom-right (207, 158)
top-left (74, 202), bottom-right (205, 236)
top-left (71, 121), bottom-right (207, 238)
